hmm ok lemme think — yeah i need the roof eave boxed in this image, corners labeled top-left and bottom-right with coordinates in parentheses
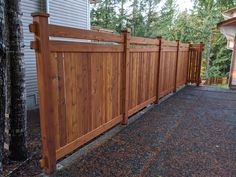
top-left (217, 17), bottom-right (236, 28)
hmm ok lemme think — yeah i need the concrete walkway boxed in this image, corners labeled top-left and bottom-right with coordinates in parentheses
top-left (55, 86), bottom-right (236, 177)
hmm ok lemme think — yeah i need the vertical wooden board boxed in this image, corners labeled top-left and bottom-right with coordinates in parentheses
top-left (166, 52), bottom-right (171, 92)
top-left (137, 52), bottom-right (143, 105)
top-left (112, 53), bottom-right (118, 118)
top-left (56, 52), bottom-right (67, 148)
top-left (149, 52), bottom-right (155, 98)
top-left (145, 52), bottom-right (151, 100)
top-left (91, 53), bottom-right (105, 129)
top-left (171, 52), bottom-right (177, 90)
top-left (191, 51), bottom-right (196, 82)
top-left (64, 53), bottom-right (78, 143)
top-left (134, 53), bottom-right (139, 107)
top-left (75, 53), bottom-right (92, 136)
top-left (154, 52), bottom-right (158, 96)
top-left (128, 53), bottom-right (133, 109)
top-left (182, 52), bottom-right (186, 84)
top-left (137, 52), bottom-right (142, 103)
top-left (159, 51), bottom-right (164, 96)
top-left (141, 52), bottom-right (147, 103)
top-left (75, 53), bottom-right (83, 137)
top-left (177, 51), bottom-right (182, 86)
top-left (184, 51), bottom-right (189, 83)
top-left (131, 52), bottom-right (137, 109)
top-left (118, 52), bottom-right (123, 116)
top-left (50, 53), bottom-right (60, 150)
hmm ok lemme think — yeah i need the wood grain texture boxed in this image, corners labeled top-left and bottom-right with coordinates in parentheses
top-left (159, 41), bottom-right (178, 97)
top-left (48, 24), bottom-right (124, 43)
top-left (54, 52), bottom-right (123, 149)
top-left (30, 14), bottom-right (203, 174)
top-left (128, 52), bottom-right (158, 111)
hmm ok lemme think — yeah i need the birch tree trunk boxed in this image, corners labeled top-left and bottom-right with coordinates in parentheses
top-left (0, 0), bottom-right (6, 173)
top-left (5, 0), bottom-right (27, 161)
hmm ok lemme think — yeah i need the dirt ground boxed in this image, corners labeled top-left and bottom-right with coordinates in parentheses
top-left (55, 86), bottom-right (236, 177)
top-left (3, 109), bottom-right (42, 177)
top-left (3, 86), bottom-right (236, 177)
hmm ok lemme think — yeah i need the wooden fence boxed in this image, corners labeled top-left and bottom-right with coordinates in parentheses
top-left (29, 13), bottom-right (204, 174)
top-left (205, 77), bottom-right (228, 85)
top-left (188, 43), bottom-right (204, 86)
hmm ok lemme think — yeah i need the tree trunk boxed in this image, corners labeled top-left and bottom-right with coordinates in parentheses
top-left (5, 0), bottom-right (27, 161)
top-left (0, 0), bottom-right (6, 173)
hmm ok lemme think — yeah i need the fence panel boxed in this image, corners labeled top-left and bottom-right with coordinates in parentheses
top-left (52, 51), bottom-right (124, 160)
top-left (128, 38), bottom-right (160, 116)
top-left (188, 43), bottom-right (204, 85)
top-left (176, 43), bottom-right (190, 88)
top-left (29, 13), bottom-right (203, 174)
top-left (159, 40), bottom-right (178, 97)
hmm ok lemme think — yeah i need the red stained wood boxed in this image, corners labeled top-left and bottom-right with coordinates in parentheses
top-left (30, 13), bottom-right (203, 174)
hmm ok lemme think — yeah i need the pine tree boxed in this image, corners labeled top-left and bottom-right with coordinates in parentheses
top-left (129, 0), bottom-right (146, 36)
top-left (154, 0), bottom-right (177, 39)
top-left (91, 0), bottom-right (118, 30)
top-left (117, 0), bottom-right (127, 32)
top-left (144, 0), bottom-right (160, 37)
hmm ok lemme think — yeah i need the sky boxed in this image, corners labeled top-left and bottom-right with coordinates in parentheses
top-left (176, 0), bottom-right (194, 11)
top-left (122, 0), bottom-right (194, 13)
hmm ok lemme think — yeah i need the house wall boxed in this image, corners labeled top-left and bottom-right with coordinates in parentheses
top-left (21, 0), bottom-right (90, 109)
top-left (21, 0), bottom-right (44, 109)
top-left (232, 58), bottom-right (236, 86)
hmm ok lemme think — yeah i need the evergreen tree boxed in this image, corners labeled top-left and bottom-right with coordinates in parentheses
top-left (117, 0), bottom-right (128, 32)
top-left (129, 0), bottom-right (146, 36)
top-left (91, 0), bottom-right (118, 30)
top-left (144, 0), bottom-right (161, 37)
top-left (154, 0), bottom-right (177, 40)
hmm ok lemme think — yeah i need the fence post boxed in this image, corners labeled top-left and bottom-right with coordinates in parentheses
top-left (155, 37), bottom-right (162, 104)
top-left (174, 40), bottom-right (180, 92)
top-left (186, 42), bottom-right (191, 84)
top-left (122, 29), bottom-right (131, 125)
top-left (197, 42), bottom-right (203, 86)
top-left (30, 13), bottom-right (56, 174)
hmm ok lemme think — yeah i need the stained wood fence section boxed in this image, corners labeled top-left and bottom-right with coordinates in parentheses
top-left (188, 43), bottom-right (204, 86)
top-left (205, 77), bottom-right (228, 85)
top-left (29, 13), bottom-right (204, 174)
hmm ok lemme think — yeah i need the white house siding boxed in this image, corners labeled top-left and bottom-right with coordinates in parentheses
top-left (21, 0), bottom-right (90, 109)
top-left (21, 0), bottom-right (44, 109)
top-left (232, 58), bottom-right (236, 86)
top-left (49, 0), bottom-right (90, 29)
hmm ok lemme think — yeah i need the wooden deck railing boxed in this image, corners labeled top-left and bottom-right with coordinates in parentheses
top-left (29, 13), bottom-right (204, 174)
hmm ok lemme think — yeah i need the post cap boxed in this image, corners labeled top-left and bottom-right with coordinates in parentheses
top-left (121, 28), bottom-right (131, 33)
top-left (31, 12), bottom-right (50, 17)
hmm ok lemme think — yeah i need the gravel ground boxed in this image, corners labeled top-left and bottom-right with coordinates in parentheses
top-left (3, 109), bottom-right (42, 177)
top-left (55, 86), bottom-right (236, 177)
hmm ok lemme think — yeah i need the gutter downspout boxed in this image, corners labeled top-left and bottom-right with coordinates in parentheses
top-left (229, 35), bottom-right (236, 89)
top-left (46, 0), bottom-right (50, 23)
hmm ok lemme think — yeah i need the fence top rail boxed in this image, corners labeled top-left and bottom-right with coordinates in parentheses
top-left (130, 36), bottom-right (160, 45)
top-left (190, 43), bottom-right (204, 48)
top-left (179, 43), bottom-right (190, 48)
top-left (49, 40), bottom-right (124, 52)
top-left (162, 40), bottom-right (178, 47)
top-left (48, 24), bottom-right (124, 43)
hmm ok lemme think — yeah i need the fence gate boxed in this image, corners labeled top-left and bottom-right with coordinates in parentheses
top-left (188, 43), bottom-right (204, 86)
top-left (29, 13), bottom-right (204, 174)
